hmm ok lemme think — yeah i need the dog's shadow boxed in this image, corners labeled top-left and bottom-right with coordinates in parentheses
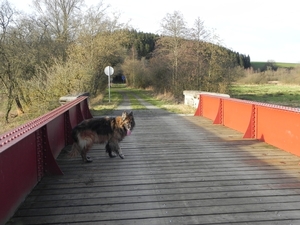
top-left (59, 145), bottom-right (75, 159)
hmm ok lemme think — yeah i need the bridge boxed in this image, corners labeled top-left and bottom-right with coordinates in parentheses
top-left (2, 91), bottom-right (300, 224)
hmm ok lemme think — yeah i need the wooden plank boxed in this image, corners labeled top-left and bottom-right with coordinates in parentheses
top-left (14, 196), bottom-right (300, 217)
top-left (7, 93), bottom-right (300, 225)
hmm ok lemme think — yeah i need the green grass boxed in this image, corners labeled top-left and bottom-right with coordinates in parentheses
top-left (117, 86), bottom-right (165, 110)
top-left (251, 61), bottom-right (299, 71)
top-left (129, 89), bottom-right (165, 108)
top-left (251, 62), bottom-right (266, 70)
top-left (126, 88), bottom-right (194, 113)
top-left (275, 62), bottom-right (298, 68)
top-left (90, 86), bottom-right (124, 116)
top-left (127, 93), bottom-right (147, 110)
top-left (90, 85), bottom-right (149, 114)
top-left (229, 84), bottom-right (300, 107)
top-left (90, 85), bottom-right (195, 116)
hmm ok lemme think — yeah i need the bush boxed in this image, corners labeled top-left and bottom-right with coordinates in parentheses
top-left (236, 66), bottom-right (300, 85)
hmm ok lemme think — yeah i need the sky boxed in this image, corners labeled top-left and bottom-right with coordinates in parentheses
top-left (8, 0), bottom-right (300, 63)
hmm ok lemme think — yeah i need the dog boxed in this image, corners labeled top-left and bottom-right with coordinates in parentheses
top-left (70, 111), bottom-right (135, 162)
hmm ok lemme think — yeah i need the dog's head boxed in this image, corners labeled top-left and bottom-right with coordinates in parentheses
top-left (121, 111), bottom-right (135, 135)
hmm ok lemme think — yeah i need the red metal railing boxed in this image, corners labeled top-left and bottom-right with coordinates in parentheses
top-left (0, 96), bottom-right (92, 225)
top-left (195, 94), bottom-right (300, 157)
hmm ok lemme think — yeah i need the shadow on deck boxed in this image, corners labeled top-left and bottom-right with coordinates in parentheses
top-left (7, 108), bottom-right (300, 225)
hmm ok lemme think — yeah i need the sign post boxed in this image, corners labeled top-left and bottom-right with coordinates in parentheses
top-left (104, 66), bottom-right (114, 103)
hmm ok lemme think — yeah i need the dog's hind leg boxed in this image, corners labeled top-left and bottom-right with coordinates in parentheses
top-left (80, 149), bottom-right (93, 163)
top-left (79, 138), bottom-right (93, 163)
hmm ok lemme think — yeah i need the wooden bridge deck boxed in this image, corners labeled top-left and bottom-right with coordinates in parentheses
top-left (7, 94), bottom-right (300, 225)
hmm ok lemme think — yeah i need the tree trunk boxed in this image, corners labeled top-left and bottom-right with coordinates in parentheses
top-left (15, 96), bottom-right (24, 115)
top-left (5, 99), bottom-right (13, 123)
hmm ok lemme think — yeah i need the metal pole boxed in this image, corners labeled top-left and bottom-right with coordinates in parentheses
top-left (108, 67), bottom-right (111, 103)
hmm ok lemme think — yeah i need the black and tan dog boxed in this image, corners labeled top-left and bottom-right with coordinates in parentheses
top-left (71, 111), bottom-right (135, 162)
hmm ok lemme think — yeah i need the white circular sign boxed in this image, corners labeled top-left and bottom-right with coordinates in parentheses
top-left (104, 66), bottom-right (114, 76)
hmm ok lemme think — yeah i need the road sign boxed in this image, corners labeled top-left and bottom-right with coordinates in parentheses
top-left (104, 66), bottom-right (114, 102)
top-left (104, 66), bottom-right (114, 76)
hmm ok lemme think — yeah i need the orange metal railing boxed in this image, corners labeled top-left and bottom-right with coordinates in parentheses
top-left (195, 94), bottom-right (300, 157)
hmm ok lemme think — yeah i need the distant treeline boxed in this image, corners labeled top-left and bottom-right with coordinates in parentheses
top-left (127, 30), bottom-right (251, 69)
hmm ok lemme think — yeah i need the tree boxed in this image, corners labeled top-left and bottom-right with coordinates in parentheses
top-left (79, 1), bottom-right (109, 36)
top-left (0, 0), bottom-right (130, 124)
top-left (26, 0), bottom-right (131, 108)
top-left (160, 11), bottom-right (187, 92)
top-left (148, 55), bottom-right (172, 93)
top-left (122, 57), bottom-right (150, 88)
top-left (0, 0), bottom-right (26, 122)
top-left (64, 29), bottom-right (129, 95)
top-left (189, 17), bottom-right (211, 89)
top-left (33, 0), bottom-right (84, 60)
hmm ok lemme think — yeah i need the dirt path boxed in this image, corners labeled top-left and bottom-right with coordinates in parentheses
top-left (112, 90), bottom-right (185, 117)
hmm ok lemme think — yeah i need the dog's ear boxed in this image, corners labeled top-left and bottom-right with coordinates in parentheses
top-left (129, 111), bottom-right (133, 116)
top-left (122, 111), bottom-right (128, 120)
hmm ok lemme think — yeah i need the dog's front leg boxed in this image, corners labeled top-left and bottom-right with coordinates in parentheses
top-left (108, 140), bottom-right (124, 159)
top-left (106, 141), bottom-right (117, 158)
top-left (118, 145), bottom-right (125, 159)
top-left (116, 142), bottom-right (125, 159)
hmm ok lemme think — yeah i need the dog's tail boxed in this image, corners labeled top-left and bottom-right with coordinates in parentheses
top-left (68, 126), bottom-right (81, 158)
top-left (69, 142), bottom-right (81, 158)
top-left (71, 125), bottom-right (80, 143)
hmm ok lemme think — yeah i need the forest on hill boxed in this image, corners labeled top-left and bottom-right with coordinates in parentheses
top-left (0, 0), bottom-right (250, 123)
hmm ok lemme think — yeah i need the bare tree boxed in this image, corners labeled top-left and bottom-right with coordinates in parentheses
top-left (160, 11), bottom-right (187, 37)
top-left (0, 0), bottom-right (63, 122)
top-left (33, 0), bottom-right (84, 40)
top-left (160, 11), bottom-right (187, 92)
top-left (0, 0), bottom-right (25, 122)
top-left (33, 0), bottom-right (84, 60)
top-left (80, 1), bottom-right (109, 36)
top-left (189, 17), bottom-right (211, 89)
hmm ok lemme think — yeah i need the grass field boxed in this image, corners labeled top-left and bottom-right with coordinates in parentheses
top-left (251, 61), bottom-right (299, 71)
top-left (229, 84), bottom-right (300, 108)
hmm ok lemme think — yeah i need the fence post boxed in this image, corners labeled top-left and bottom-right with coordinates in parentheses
top-left (213, 98), bottom-right (223, 125)
top-left (243, 104), bottom-right (256, 138)
top-left (42, 125), bottom-right (64, 175)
